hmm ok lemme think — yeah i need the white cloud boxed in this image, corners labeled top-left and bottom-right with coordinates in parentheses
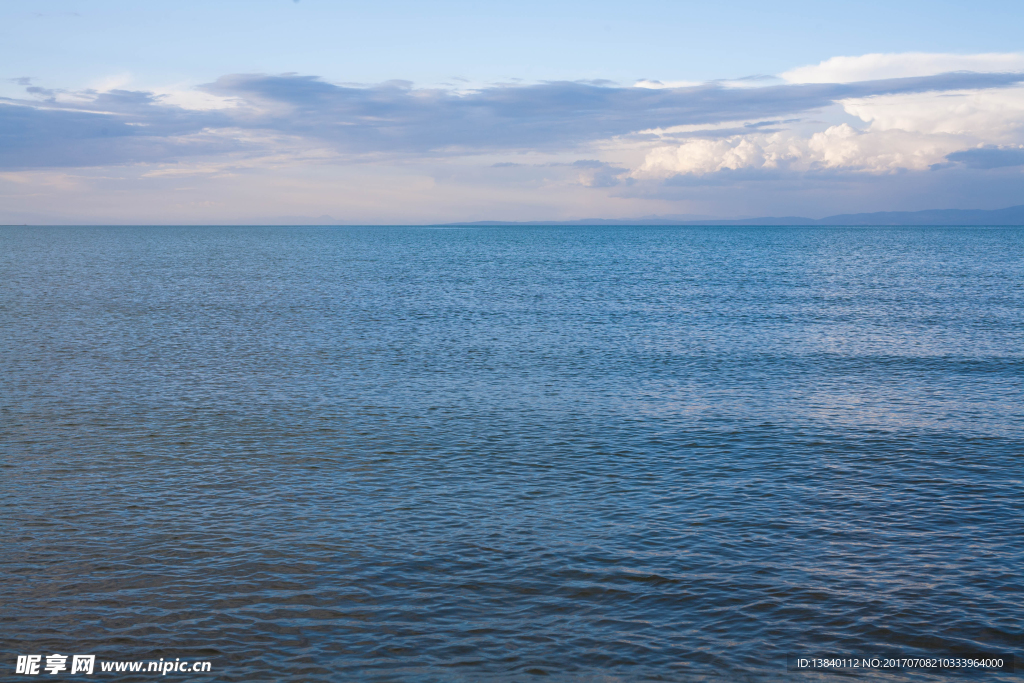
top-left (634, 137), bottom-right (777, 176)
top-left (8, 58), bottom-right (1024, 191)
top-left (634, 57), bottom-right (1024, 179)
top-left (152, 86), bottom-right (242, 111)
top-left (840, 85), bottom-right (1024, 139)
top-left (633, 125), bottom-right (979, 178)
top-left (634, 79), bottom-right (703, 89)
top-left (805, 124), bottom-right (959, 171)
top-left (781, 52), bottom-right (1024, 84)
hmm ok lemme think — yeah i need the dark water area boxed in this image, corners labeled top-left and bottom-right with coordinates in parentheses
top-left (1, 225), bottom-right (1021, 681)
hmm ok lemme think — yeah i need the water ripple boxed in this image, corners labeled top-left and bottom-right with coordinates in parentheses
top-left (2, 226), bottom-right (1022, 681)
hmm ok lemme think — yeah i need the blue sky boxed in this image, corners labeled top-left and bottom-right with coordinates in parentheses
top-left (3, 0), bottom-right (1024, 223)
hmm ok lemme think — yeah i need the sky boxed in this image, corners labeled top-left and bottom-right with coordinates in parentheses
top-left (2, 0), bottom-right (1024, 224)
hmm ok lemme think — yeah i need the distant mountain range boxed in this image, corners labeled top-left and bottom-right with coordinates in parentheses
top-left (451, 205), bottom-right (1024, 226)
top-left (4, 206), bottom-right (1023, 227)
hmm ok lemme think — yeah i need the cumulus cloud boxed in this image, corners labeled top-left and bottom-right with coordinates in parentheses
top-left (636, 65), bottom-right (1024, 179)
top-left (633, 123), bottom-right (982, 178)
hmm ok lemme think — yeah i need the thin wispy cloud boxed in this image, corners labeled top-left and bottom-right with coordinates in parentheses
top-left (781, 52), bottom-right (1024, 84)
top-left (3, 68), bottom-right (1024, 168)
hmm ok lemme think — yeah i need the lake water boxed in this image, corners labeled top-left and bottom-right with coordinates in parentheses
top-left (2, 226), bottom-right (1021, 681)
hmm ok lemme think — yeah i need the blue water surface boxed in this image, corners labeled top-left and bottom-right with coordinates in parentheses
top-left (2, 226), bottom-right (1022, 681)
